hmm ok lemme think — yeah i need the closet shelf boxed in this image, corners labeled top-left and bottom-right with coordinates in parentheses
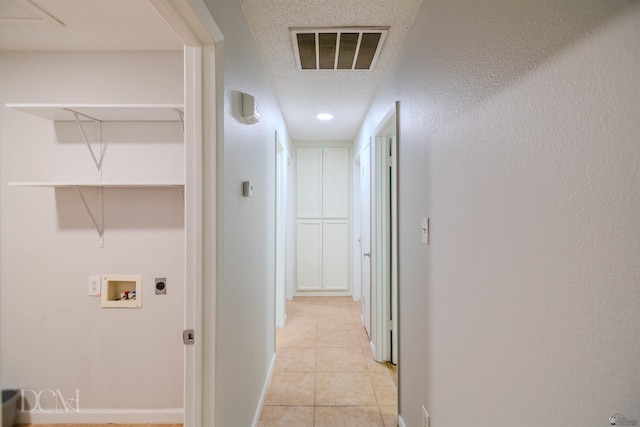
top-left (9, 182), bottom-right (184, 188)
top-left (9, 181), bottom-right (184, 248)
top-left (6, 103), bottom-right (185, 248)
top-left (6, 103), bottom-right (184, 121)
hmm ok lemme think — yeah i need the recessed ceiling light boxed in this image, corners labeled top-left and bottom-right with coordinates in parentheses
top-left (316, 113), bottom-right (334, 121)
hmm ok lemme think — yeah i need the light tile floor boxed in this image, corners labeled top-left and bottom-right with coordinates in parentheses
top-left (259, 296), bottom-right (398, 427)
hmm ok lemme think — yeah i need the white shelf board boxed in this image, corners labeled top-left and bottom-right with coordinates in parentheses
top-left (9, 182), bottom-right (184, 188)
top-left (6, 103), bottom-right (184, 121)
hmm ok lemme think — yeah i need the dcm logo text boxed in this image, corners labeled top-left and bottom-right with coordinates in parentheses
top-left (20, 389), bottom-right (80, 413)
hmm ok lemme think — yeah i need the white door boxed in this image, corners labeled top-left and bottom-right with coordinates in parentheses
top-left (296, 147), bottom-right (323, 218)
top-left (322, 147), bottom-right (350, 218)
top-left (295, 146), bottom-right (351, 293)
top-left (296, 220), bottom-right (323, 290)
top-left (323, 220), bottom-right (350, 290)
top-left (360, 144), bottom-right (372, 337)
top-left (372, 108), bottom-right (398, 363)
top-left (390, 135), bottom-right (398, 364)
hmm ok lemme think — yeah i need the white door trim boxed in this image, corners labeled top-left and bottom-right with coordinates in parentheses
top-left (359, 143), bottom-right (372, 338)
top-left (275, 132), bottom-right (288, 328)
top-left (148, 2), bottom-right (221, 426)
top-left (371, 106), bottom-right (398, 362)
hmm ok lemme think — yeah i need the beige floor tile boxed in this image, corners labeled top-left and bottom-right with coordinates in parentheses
top-left (370, 372), bottom-right (398, 406)
top-left (287, 298), bottom-right (312, 306)
top-left (287, 304), bottom-right (318, 320)
top-left (284, 315), bottom-right (318, 331)
top-left (314, 406), bottom-right (384, 427)
top-left (318, 304), bottom-right (353, 316)
top-left (360, 334), bottom-right (372, 350)
top-left (290, 296), bottom-right (319, 305)
top-left (379, 405), bottom-right (399, 427)
top-left (261, 295), bottom-right (398, 424)
top-left (317, 328), bottom-right (361, 347)
top-left (274, 347), bottom-right (317, 371)
top-left (388, 362), bottom-right (398, 386)
top-left (276, 328), bottom-right (317, 348)
top-left (258, 406), bottom-right (314, 427)
top-left (317, 314), bottom-right (361, 330)
top-left (317, 296), bottom-right (353, 305)
top-left (355, 325), bottom-right (370, 340)
top-left (359, 326), bottom-right (373, 344)
top-left (364, 349), bottom-right (392, 374)
top-left (316, 347), bottom-right (367, 372)
top-left (315, 372), bottom-right (377, 405)
top-left (264, 372), bottom-right (315, 405)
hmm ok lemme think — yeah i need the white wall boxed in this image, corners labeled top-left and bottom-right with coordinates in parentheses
top-left (202, 0), bottom-right (293, 425)
top-left (354, 1), bottom-right (640, 426)
top-left (0, 52), bottom-right (185, 417)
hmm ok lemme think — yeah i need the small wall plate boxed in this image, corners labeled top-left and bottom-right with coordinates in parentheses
top-left (155, 277), bottom-right (167, 295)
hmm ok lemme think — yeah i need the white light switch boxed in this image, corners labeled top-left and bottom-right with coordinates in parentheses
top-left (421, 217), bottom-right (429, 245)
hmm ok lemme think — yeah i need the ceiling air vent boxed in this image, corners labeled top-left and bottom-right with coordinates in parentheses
top-left (291, 27), bottom-right (389, 71)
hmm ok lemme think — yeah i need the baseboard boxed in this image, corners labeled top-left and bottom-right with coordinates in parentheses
top-left (16, 408), bottom-right (183, 424)
top-left (398, 414), bottom-right (407, 427)
top-left (251, 352), bottom-right (276, 427)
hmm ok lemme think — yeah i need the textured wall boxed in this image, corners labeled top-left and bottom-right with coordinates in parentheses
top-left (202, 0), bottom-right (293, 425)
top-left (354, 1), bottom-right (640, 426)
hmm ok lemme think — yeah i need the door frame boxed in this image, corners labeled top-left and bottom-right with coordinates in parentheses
top-left (357, 143), bottom-right (373, 337)
top-left (275, 131), bottom-right (289, 328)
top-left (149, 1), bottom-right (222, 425)
top-left (371, 104), bottom-right (399, 363)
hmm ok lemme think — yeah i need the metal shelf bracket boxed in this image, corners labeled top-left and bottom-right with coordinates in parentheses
top-left (74, 186), bottom-right (104, 248)
top-left (173, 108), bottom-right (184, 133)
top-left (65, 108), bottom-right (104, 170)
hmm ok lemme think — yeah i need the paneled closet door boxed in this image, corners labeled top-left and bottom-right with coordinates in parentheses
top-left (296, 147), bottom-right (323, 218)
top-left (322, 220), bottom-right (350, 290)
top-left (296, 220), bottom-right (323, 290)
top-left (322, 147), bottom-right (350, 218)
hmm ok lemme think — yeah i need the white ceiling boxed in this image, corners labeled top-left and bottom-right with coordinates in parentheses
top-left (0, 0), bottom-right (422, 141)
top-left (240, 0), bottom-right (422, 141)
top-left (0, 0), bottom-right (183, 51)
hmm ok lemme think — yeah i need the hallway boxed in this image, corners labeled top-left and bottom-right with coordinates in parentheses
top-left (259, 296), bottom-right (397, 426)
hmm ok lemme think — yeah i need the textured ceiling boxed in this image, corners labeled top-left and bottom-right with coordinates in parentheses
top-left (240, 0), bottom-right (422, 141)
top-left (0, 0), bottom-right (421, 141)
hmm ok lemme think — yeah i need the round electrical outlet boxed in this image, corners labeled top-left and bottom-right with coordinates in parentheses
top-left (155, 278), bottom-right (167, 295)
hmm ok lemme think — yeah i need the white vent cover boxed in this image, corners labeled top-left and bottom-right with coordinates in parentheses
top-left (291, 27), bottom-right (388, 71)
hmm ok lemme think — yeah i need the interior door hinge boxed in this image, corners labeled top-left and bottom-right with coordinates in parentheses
top-left (386, 320), bottom-right (393, 331)
top-left (386, 155), bottom-right (393, 168)
top-left (183, 329), bottom-right (195, 345)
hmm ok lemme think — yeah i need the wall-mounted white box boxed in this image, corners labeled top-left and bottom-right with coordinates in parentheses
top-left (101, 274), bottom-right (142, 308)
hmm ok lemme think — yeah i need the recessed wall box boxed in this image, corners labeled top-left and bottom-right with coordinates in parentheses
top-left (101, 274), bottom-right (142, 308)
top-left (242, 93), bottom-right (260, 124)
